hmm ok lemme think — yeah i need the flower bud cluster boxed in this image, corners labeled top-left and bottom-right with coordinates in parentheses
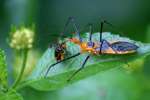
top-left (9, 27), bottom-right (34, 50)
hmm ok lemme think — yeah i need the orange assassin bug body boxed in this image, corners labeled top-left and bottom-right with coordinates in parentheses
top-left (69, 37), bottom-right (138, 55)
top-left (45, 17), bottom-right (138, 81)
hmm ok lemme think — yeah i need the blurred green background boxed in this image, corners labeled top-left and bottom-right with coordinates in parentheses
top-left (0, 0), bottom-right (150, 100)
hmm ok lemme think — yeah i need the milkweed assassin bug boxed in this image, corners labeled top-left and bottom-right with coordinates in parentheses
top-left (45, 17), bottom-right (139, 81)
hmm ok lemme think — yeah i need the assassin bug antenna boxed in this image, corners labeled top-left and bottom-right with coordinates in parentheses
top-left (61, 17), bottom-right (82, 42)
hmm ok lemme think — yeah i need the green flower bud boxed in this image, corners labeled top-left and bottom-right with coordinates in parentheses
top-left (9, 27), bottom-right (34, 50)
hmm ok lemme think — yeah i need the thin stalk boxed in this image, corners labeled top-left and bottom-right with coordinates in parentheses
top-left (12, 49), bottom-right (28, 89)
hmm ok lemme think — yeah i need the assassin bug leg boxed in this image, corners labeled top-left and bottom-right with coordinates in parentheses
top-left (67, 24), bottom-right (94, 81)
top-left (99, 20), bottom-right (113, 43)
top-left (99, 20), bottom-right (138, 54)
top-left (87, 23), bottom-right (95, 48)
top-left (88, 23), bottom-right (93, 42)
top-left (45, 53), bottom-right (81, 77)
top-left (99, 20), bottom-right (116, 53)
top-left (61, 17), bottom-right (82, 42)
top-left (100, 21), bottom-right (104, 43)
top-left (67, 55), bottom-right (90, 81)
top-left (99, 20), bottom-right (120, 43)
top-left (99, 20), bottom-right (112, 54)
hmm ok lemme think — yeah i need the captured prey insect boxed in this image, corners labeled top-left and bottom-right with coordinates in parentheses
top-left (48, 31), bottom-right (69, 62)
top-left (45, 17), bottom-right (139, 81)
top-left (54, 41), bottom-right (67, 61)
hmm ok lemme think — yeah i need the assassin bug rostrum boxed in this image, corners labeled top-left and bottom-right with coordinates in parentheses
top-left (45, 17), bottom-right (139, 81)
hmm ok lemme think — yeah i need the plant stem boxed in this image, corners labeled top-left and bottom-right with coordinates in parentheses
top-left (12, 49), bottom-right (28, 89)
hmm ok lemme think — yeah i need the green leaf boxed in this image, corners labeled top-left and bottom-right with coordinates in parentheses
top-left (0, 49), bottom-right (7, 91)
top-left (0, 89), bottom-right (23, 100)
top-left (18, 32), bottom-right (150, 91)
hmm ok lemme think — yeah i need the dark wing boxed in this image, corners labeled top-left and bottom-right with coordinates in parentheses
top-left (110, 41), bottom-right (139, 52)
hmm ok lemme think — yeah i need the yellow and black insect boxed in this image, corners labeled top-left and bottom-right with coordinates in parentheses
top-left (45, 17), bottom-right (139, 81)
top-left (54, 42), bottom-right (66, 61)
